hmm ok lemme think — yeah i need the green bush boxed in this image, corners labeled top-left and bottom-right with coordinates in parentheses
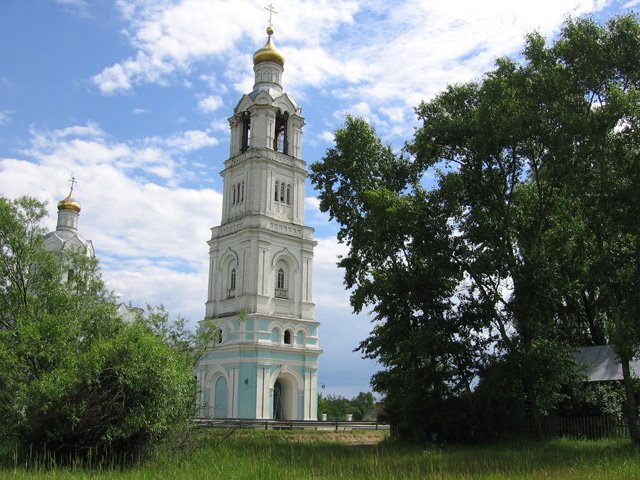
top-left (0, 196), bottom-right (196, 458)
top-left (14, 322), bottom-right (195, 454)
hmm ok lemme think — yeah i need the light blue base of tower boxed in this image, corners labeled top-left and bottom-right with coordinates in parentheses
top-left (196, 316), bottom-right (320, 420)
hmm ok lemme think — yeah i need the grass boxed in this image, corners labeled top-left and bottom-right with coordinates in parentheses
top-left (2, 429), bottom-right (640, 479)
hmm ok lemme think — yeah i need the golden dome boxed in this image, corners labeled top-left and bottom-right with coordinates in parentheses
top-left (57, 192), bottom-right (81, 213)
top-left (253, 26), bottom-right (285, 67)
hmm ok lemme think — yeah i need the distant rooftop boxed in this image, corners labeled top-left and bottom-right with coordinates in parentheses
top-left (575, 345), bottom-right (640, 382)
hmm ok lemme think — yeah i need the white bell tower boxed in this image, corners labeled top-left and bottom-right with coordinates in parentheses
top-left (197, 14), bottom-right (320, 421)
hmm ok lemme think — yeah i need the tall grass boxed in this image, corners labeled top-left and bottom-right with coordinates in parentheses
top-left (2, 430), bottom-right (640, 479)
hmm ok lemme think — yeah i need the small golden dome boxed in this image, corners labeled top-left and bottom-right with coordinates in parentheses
top-left (253, 27), bottom-right (285, 67)
top-left (57, 192), bottom-right (81, 213)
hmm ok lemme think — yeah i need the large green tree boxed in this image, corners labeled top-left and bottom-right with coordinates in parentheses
top-left (311, 14), bottom-right (640, 442)
top-left (525, 14), bottom-right (640, 442)
top-left (0, 196), bottom-right (195, 455)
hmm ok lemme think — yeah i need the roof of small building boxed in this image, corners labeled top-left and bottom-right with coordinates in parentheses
top-left (575, 345), bottom-right (640, 381)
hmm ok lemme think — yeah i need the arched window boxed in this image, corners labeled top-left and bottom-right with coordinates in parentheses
top-left (274, 180), bottom-right (279, 201)
top-left (274, 111), bottom-right (288, 153)
top-left (232, 184), bottom-right (237, 205)
top-left (280, 182), bottom-right (285, 202)
top-left (286, 184), bottom-right (291, 205)
top-left (228, 268), bottom-right (236, 298)
top-left (275, 267), bottom-right (287, 298)
top-left (241, 181), bottom-right (245, 202)
top-left (241, 112), bottom-right (251, 152)
top-left (271, 327), bottom-right (281, 343)
top-left (284, 329), bottom-right (292, 345)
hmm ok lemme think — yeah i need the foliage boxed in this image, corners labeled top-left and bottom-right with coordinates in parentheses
top-left (318, 391), bottom-right (375, 421)
top-left (310, 14), bottom-right (640, 442)
top-left (139, 304), bottom-right (200, 362)
top-left (0, 196), bottom-right (195, 456)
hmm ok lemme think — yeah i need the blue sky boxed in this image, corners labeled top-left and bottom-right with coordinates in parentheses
top-left (1, 0), bottom-right (638, 398)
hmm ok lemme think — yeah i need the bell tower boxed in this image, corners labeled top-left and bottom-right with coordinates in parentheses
top-left (196, 13), bottom-right (320, 421)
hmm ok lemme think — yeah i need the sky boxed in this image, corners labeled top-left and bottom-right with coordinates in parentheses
top-left (1, 0), bottom-right (638, 398)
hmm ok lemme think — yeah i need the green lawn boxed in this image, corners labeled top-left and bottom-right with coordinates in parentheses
top-left (2, 430), bottom-right (640, 479)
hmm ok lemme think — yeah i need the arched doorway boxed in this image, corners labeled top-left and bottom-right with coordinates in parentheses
top-left (273, 379), bottom-right (283, 419)
top-left (272, 375), bottom-right (298, 420)
top-left (214, 376), bottom-right (228, 418)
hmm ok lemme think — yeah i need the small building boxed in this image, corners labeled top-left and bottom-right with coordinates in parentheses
top-left (575, 345), bottom-right (640, 381)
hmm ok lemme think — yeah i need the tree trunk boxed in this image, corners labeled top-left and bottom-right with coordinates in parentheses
top-left (620, 355), bottom-right (640, 443)
top-left (524, 376), bottom-right (545, 441)
top-left (608, 288), bottom-right (640, 443)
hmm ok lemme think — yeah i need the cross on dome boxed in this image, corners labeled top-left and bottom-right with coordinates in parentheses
top-left (264, 3), bottom-right (278, 29)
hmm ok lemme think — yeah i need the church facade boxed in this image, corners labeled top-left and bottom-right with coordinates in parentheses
top-left (44, 186), bottom-right (95, 267)
top-left (195, 22), bottom-right (320, 420)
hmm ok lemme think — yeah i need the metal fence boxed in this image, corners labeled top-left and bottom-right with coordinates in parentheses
top-left (193, 418), bottom-right (390, 431)
top-left (507, 415), bottom-right (628, 439)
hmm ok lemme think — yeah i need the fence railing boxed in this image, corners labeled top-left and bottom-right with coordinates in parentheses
top-left (194, 416), bottom-right (625, 439)
top-left (193, 418), bottom-right (390, 431)
top-left (506, 415), bottom-right (628, 439)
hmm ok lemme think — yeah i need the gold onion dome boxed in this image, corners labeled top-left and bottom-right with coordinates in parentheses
top-left (253, 26), bottom-right (285, 67)
top-left (57, 192), bottom-right (81, 213)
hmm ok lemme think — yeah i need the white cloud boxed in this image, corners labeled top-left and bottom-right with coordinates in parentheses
top-left (93, 0), bottom-right (362, 94)
top-left (304, 196), bottom-right (321, 212)
top-left (197, 94), bottom-right (224, 113)
top-left (133, 108), bottom-right (149, 114)
top-left (143, 129), bottom-right (219, 152)
top-left (55, 0), bottom-right (88, 5)
top-left (210, 120), bottom-right (229, 132)
top-left (55, 0), bottom-right (90, 17)
top-left (0, 111), bottom-right (12, 126)
top-left (319, 131), bottom-right (334, 143)
top-left (0, 123), bottom-right (223, 322)
top-left (90, 0), bottom-right (612, 154)
top-left (93, 63), bottom-right (132, 94)
top-left (313, 236), bottom-right (351, 309)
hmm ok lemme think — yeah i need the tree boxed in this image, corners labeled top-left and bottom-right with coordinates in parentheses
top-left (0, 196), bottom-right (195, 456)
top-left (518, 14), bottom-right (640, 442)
top-left (311, 14), bottom-right (640, 442)
top-left (317, 391), bottom-right (376, 421)
top-left (311, 117), bottom-right (488, 440)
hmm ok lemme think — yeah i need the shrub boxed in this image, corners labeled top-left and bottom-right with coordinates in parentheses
top-left (14, 322), bottom-right (195, 454)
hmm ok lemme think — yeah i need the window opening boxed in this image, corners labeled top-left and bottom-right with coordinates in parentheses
top-left (286, 184), bottom-right (291, 205)
top-left (228, 268), bottom-right (236, 297)
top-left (274, 112), bottom-right (288, 153)
top-left (280, 182), bottom-right (285, 202)
top-left (274, 180), bottom-right (279, 201)
top-left (232, 184), bottom-right (236, 205)
top-left (215, 328), bottom-right (223, 344)
top-left (275, 268), bottom-right (287, 298)
top-left (241, 112), bottom-right (251, 152)
top-left (284, 329), bottom-right (292, 345)
top-left (241, 181), bottom-right (245, 202)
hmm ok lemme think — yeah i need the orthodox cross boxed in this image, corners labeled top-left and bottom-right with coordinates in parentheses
top-left (68, 175), bottom-right (77, 193)
top-left (264, 3), bottom-right (278, 28)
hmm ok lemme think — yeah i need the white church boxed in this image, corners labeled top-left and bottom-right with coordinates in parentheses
top-left (193, 19), bottom-right (321, 420)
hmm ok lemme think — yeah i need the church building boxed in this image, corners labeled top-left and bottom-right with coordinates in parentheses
top-left (44, 184), bottom-right (95, 268)
top-left (195, 18), bottom-right (320, 420)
